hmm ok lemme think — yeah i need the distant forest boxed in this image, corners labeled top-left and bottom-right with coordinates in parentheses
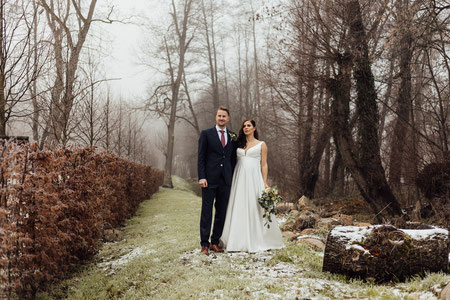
top-left (1, 0), bottom-right (449, 221)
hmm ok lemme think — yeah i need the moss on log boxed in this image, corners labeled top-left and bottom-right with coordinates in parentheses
top-left (322, 224), bottom-right (449, 282)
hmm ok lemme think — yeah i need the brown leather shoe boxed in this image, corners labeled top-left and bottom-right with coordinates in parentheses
top-left (210, 244), bottom-right (224, 253)
top-left (201, 246), bottom-right (209, 255)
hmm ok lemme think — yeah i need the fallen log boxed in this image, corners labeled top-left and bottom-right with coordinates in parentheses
top-left (322, 223), bottom-right (449, 282)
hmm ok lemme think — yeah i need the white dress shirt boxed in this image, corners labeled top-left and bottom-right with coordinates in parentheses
top-left (216, 125), bottom-right (228, 146)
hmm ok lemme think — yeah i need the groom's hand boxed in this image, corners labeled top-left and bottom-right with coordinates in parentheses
top-left (199, 179), bottom-right (208, 188)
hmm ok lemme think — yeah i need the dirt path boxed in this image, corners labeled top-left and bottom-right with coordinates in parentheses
top-left (37, 176), bottom-right (447, 299)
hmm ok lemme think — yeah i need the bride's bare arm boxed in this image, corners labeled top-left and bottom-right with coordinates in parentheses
top-left (261, 142), bottom-right (269, 188)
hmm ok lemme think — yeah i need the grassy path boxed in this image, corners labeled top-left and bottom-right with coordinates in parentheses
top-left (37, 177), bottom-right (448, 299)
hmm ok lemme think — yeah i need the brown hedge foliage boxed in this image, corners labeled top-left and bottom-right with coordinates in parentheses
top-left (0, 141), bottom-right (163, 299)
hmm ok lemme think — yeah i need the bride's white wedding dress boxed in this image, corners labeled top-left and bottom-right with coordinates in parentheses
top-left (220, 141), bottom-right (284, 252)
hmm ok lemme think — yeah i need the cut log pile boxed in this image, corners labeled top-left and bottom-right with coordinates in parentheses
top-left (322, 223), bottom-right (449, 282)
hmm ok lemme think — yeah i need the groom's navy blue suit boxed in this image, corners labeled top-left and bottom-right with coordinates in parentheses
top-left (198, 127), bottom-right (236, 247)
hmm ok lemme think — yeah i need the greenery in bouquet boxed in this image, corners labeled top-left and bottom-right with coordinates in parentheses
top-left (257, 186), bottom-right (283, 228)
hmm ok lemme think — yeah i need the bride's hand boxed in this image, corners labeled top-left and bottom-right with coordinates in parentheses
top-left (264, 183), bottom-right (269, 189)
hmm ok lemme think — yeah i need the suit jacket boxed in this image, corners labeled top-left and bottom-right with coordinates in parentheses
top-left (198, 127), bottom-right (237, 187)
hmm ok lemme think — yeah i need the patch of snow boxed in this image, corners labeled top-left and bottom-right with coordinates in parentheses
top-left (296, 235), bottom-right (325, 241)
top-left (331, 225), bottom-right (448, 242)
top-left (331, 225), bottom-right (376, 243)
top-left (349, 244), bottom-right (370, 255)
top-left (402, 227), bottom-right (448, 240)
top-left (277, 216), bottom-right (287, 225)
top-left (99, 247), bottom-right (156, 269)
top-left (180, 248), bottom-right (440, 300)
top-left (392, 289), bottom-right (437, 300)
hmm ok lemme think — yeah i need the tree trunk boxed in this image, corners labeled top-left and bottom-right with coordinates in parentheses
top-left (301, 119), bottom-right (333, 198)
top-left (324, 140), bottom-right (331, 194)
top-left (425, 48), bottom-right (449, 155)
top-left (221, 37), bottom-right (231, 128)
top-left (104, 91), bottom-right (111, 152)
top-left (330, 139), bottom-right (345, 196)
top-left (40, 0), bottom-right (98, 146)
top-left (200, 0), bottom-right (219, 109)
top-left (323, 62), bottom-right (332, 194)
top-left (323, 224), bottom-right (449, 282)
top-left (0, 1), bottom-right (5, 136)
top-left (163, 0), bottom-right (194, 188)
top-left (378, 51), bottom-right (395, 146)
top-left (117, 100), bottom-right (123, 157)
top-left (244, 31), bottom-right (251, 118)
top-left (251, 4), bottom-right (261, 115)
top-left (331, 1), bottom-right (403, 222)
top-left (299, 47), bottom-right (316, 197)
top-left (296, 74), bottom-right (304, 197)
top-left (182, 71), bottom-right (200, 137)
top-left (236, 28), bottom-right (244, 123)
top-left (389, 0), bottom-right (414, 189)
top-left (31, 0), bottom-right (40, 142)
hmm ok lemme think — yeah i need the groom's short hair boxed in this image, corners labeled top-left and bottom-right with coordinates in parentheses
top-left (217, 106), bottom-right (230, 116)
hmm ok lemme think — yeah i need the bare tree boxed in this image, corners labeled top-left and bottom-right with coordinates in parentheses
top-left (0, 0), bottom-right (42, 135)
top-left (200, 0), bottom-right (220, 109)
top-left (145, 0), bottom-right (196, 187)
top-left (74, 53), bottom-right (106, 147)
top-left (28, 0), bottom-right (49, 142)
top-left (102, 87), bottom-right (115, 153)
top-left (388, 0), bottom-right (418, 189)
top-left (38, 0), bottom-right (107, 147)
top-left (331, 0), bottom-right (403, 221)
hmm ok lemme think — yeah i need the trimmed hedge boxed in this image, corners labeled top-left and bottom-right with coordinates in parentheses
top-left (0, 142), bottom-right (163, 298)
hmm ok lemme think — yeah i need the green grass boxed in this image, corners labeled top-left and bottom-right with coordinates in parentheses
top-left (36, 176), bottom-right (450, 299)
top-left (266, 242), bottom-right (321, 271)
top-left (37, 175), bottom-right (202, 299)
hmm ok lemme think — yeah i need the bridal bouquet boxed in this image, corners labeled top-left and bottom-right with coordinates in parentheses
top-left (258, 186), bottom-right (283, 228)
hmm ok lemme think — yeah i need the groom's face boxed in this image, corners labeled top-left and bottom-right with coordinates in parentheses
top-left (216, 109), bottom-right (230, 128)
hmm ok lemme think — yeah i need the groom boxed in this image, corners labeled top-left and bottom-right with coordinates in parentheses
top-left (198, 106), bottom-right (236, 255)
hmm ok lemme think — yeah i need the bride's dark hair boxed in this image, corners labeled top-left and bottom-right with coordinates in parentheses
top-left (236, 120), bottom-right (258, 149)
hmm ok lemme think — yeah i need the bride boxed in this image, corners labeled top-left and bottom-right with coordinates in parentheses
top-left (220, 120), bottom-right (284, 252)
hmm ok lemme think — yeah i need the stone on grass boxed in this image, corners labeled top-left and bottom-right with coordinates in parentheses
top-left (281, 220), bottom-right (295, 232)
top-left (297, 195), bottom-right (315, 210)
top-left (339, 214), bottom-right (353, 226)
top-left (357, 222), bottom-right (372, 227)
top-left (317, 218), bottom-right (340, 229)
top-left (320, 210), bottom-right (338, 218)
top-left (282, 231), bottom-right (298, 240)
top-left (277, 202), bottom-right (295, 213)
top-left (441, 282), bottom-right (450, 300)
top-left (103, 229), bottom-right (124, 242)
top-left (297, 237), bottom-right (326, 251)
top-left (294, 213), bottom-right (318, 231)
top-left (290, 209), bottom-right (299, 215)
top-left (300, 228), bottom-right (315, 235)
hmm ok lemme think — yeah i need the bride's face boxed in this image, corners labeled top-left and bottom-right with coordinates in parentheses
top-left (242, 121), bottom-right (255, 136)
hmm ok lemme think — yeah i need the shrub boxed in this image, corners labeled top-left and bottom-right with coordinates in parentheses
top-left (416, 157), bottom-right (450, 199)
top-left (415, 154), bottom-right (450, 223)
top-left (0, 142), bottom-right (163, 298)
